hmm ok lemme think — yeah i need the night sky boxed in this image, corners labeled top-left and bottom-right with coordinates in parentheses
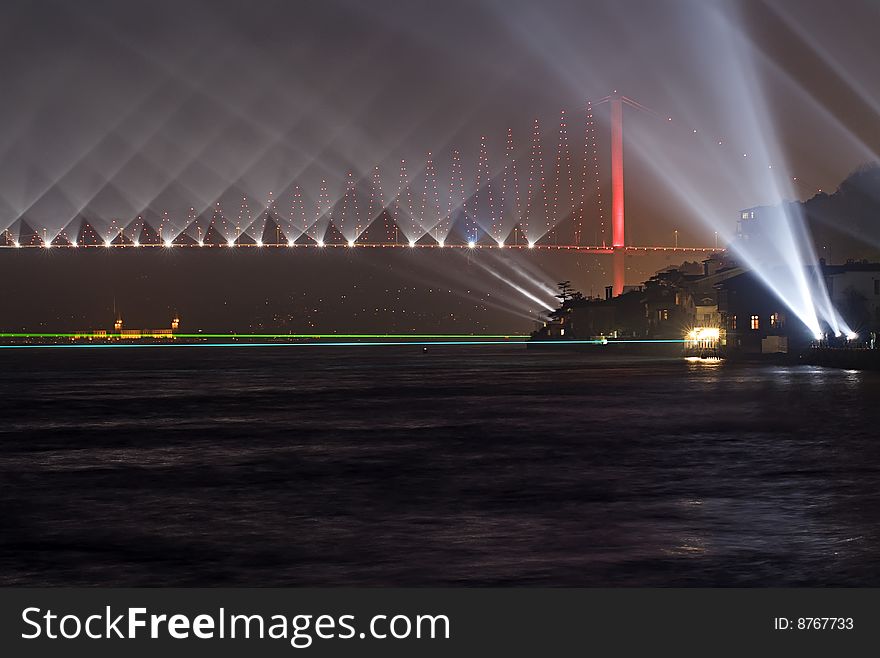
top-left (1, 0), bottom-right (878, 332)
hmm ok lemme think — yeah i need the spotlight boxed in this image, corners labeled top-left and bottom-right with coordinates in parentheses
top-left (133, 240), bottom-right (140, 248)
top-left (468, 240), bottom-right (476, 249)
top-left (104, 240), bottom-right (112, 248)
top-left (317, 240), bottom-right (325, 248)
top-left (256, 240), bottom-right (264, 248)
top-left (164, 240), bottom-right (173, 248)
top-left (438, 240), bottom-right (445, 248)
top-left (287, 241), bottom-right (294, 247)
top-left (409, 240), bottom-right (416, 248)
top-left (498, 240), bottom-right (505, 248)
top-left (835, 332), bottom-right (842, 338)
top-left (43, 241), bottom-right (51, 249)
top-left (347, 240), bottom-right (355, 248)
top-left (814, 333), bottom-right (824, 341)
top-left (227, 239), bottom-right (236, 248)
top-left (71, 241), bottom-right (78, 248)
top-left (847, 331), bottom-right (858, 340)
top-left (528, 242), bottom-right (535, 249)
top-left (13, 241), bottom-right (20, 248)
top-left (197, 241), bottom-right (204, 247)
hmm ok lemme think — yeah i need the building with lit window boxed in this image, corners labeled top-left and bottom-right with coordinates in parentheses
top-left (715, 271), bottom-right (797, 353)
top-left (736, 206), bottom-right (772, 242)
top-left (716, 261), bottom-right (880, 354)
top-left (643, 254), bottom-right (741, 339)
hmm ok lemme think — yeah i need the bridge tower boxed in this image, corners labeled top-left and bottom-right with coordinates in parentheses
top-left (610, 91), bottom-right (626, 296)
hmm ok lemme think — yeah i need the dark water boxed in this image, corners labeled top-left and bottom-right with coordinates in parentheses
top-left (2, 346), bottom-right (879, 586)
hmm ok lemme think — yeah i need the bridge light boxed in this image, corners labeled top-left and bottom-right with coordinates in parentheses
top-left (287, 241), bottom-right (294, 247)
top-left (13, 241), bottom-right (19, 248)
top-left (528, 241), bottom-right (535, 249)
top-left (438, 240), bottom-right (445, 248)
top-left (197, 241), bottom-right (204, 247)
top-left (71, 241), bottom-right (78, 248)
top-left (468, 240), bottom-right (476, 249)
top-left (133, 240), bottom-right (140, 248)
top-left (104, 240), bottom-right (112, 248)
top-left (347, 239), bottom-right (355, 247)
top-left (227, 239), bottom-right (236, 248)
top-left (256, 240), bottom-right (264, 248)
top-left (164, 239), bottom-right (173, 248)
top-left (317, 240), bottom-right (325, 248)
top-left (497, 240), bottom-right (505, 248)
top-left (409, 240), bottom-right (416, 248)
top-left (43, 241), bottom-right (51, 249)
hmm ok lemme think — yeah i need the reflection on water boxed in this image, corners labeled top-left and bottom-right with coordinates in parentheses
top-left (1, 347), bottom-right (879, 586)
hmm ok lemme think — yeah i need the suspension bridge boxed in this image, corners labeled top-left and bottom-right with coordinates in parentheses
top-left (1, 92), bottom-right (746, 294)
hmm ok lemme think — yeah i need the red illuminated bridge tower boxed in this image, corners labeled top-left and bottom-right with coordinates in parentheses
top-left (610, 91), bottom-right (626, 296)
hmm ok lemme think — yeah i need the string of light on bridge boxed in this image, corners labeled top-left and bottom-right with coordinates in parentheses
top-left (0, 97), bottom-right (767, 252)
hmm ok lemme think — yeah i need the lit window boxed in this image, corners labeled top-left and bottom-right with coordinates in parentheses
top-left (750, 315), bottom-right (760, 330)
top-left (731, 315), bottom-right (737, 330)
top-left (769, 312), bottom-right (779, 328)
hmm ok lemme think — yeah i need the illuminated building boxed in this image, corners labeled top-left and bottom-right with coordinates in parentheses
top-left (718, 260), bottom-right (880, 353)
top-left (736, 206), bottom-right (769, 241)
top-left (72, 314), bottom-right (182, 342)
top-left (717, 271), bottom-right (800, 354)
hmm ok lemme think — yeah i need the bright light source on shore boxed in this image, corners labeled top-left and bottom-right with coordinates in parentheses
top-left (104, 240), bottom-right (112, 248)
top-left (227, 239), bottom-right (235, 247)
top-left (317, 240), bottom-right (325, 248)
top-left (498, 240), bottom-right (505, 248)
top-left (347, 239), bottom-right (355, 247)
top-left (287, 241), bottom-right (294, 247)
top-left (409, 240), bottom-right (416, 248)
top-left (847, 331), bottom-right (858, 340)
top-left (256, 240), bottom-right (264, 248)
top-left (133, 240), bottom-right (140, 248)
top-left (814, 333), bottom-right (824, 341)
top-left (685, 327), bottom-right (720, 343)
top-left (528, 242), bottom-right (535, 249)
top-left (468, 240), bottom-right (476, 249)
top-left (164, 239), bottom-right (173, 248)
top-left (438, 240), bottom-right (445, 248)
top-left (43, 241), bottom-right (51, 249)
top-left (71, 241), bottom-right (78, 248)
top-left (13, 241), bottom-right (20, 248)
top-left (197, 241), bottom-right (204, 247)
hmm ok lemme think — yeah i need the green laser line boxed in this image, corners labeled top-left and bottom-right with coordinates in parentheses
top-left (0, 339), bottom-right (685, 350)
top-left (0, 332), bottom-right (529, 339)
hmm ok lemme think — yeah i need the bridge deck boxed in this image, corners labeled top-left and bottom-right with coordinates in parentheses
top-left (0, 243), bottom-right (724, 253)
